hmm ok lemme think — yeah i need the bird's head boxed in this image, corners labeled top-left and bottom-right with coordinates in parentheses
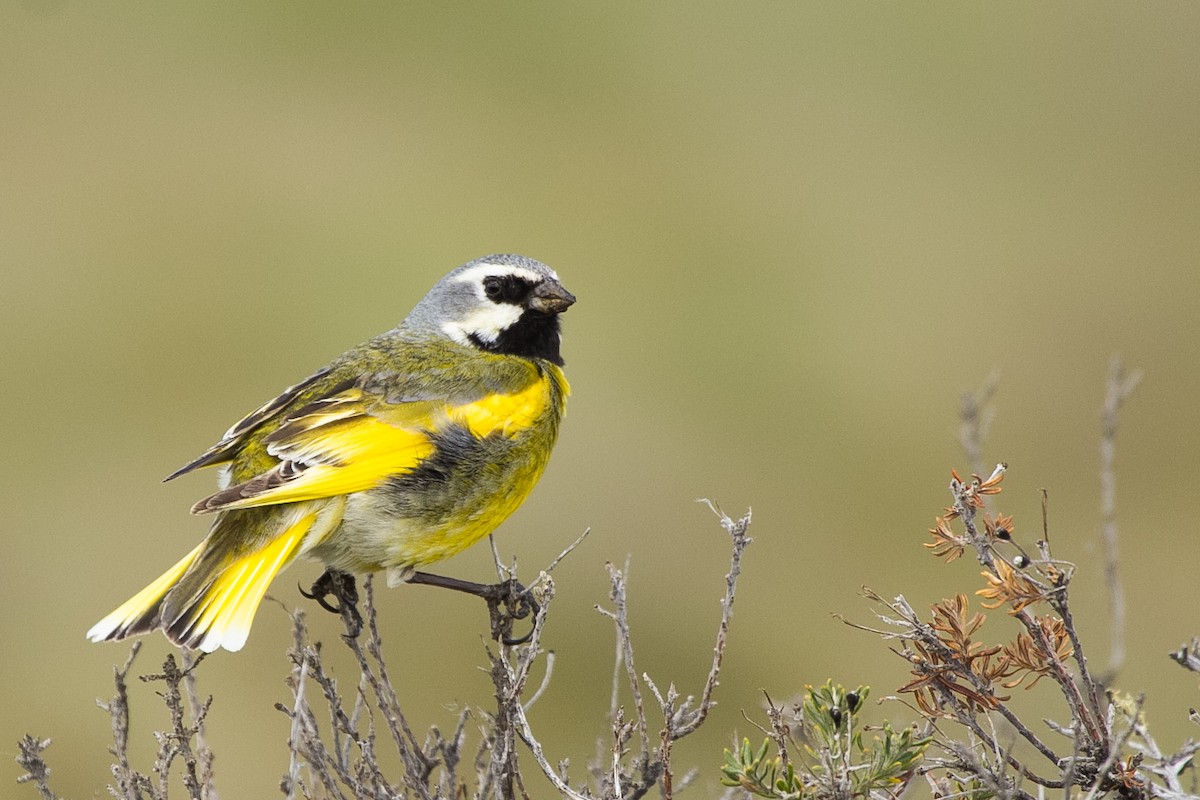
top-left (406, 254), bottom-right (575, 365)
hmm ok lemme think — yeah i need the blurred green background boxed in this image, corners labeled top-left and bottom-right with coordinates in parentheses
top-left (4, 3), bottom-right (1199, 796)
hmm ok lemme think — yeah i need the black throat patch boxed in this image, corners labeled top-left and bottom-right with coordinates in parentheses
top-left (468, 311), bottom-right (564, 365)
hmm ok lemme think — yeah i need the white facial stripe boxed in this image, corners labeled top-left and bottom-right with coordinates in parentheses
top-left (452, 262), bottom-right (554, 291)
top-left (441, 301), bottom-right (524, 345)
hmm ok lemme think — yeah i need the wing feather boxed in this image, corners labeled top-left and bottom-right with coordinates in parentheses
top-left (191, 365), bottom-right (553, 514)
top-left (164, 368), bottom-right (334, 482)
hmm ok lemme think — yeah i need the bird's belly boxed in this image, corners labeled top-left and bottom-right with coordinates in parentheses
top-left (307, 457), bottom-right (546, 573)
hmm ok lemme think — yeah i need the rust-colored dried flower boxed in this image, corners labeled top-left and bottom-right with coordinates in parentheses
top-left (999, 616), bottom-right (1074, 689)
top-left (950, 463), bottom-right (1007, 512)
top-left (976, 559), bottom-right (1045, 614)
top-left (931, 595), bottom-right (991, 659)
top-left (925, 517), bottom-right (966, 562)
top-left (898, 650), bottom-right (1003, 714)
top-left (897, 595), bottom-right (1013, 714)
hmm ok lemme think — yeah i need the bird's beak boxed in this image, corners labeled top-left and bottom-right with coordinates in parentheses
top-left (527, 280), bottom-right (576, 314)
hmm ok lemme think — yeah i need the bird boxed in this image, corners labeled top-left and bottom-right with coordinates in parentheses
top-left (87, 254), bottom-right (574, 653)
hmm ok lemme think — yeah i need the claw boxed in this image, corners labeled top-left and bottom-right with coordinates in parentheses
top-left (298, 581), bottom-right (340, 614)
top-left (301, 569), bottom-right (363, 638)
top-left (498, 582), bottom-right (539, 645)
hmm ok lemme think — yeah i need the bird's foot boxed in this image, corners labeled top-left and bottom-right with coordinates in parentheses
top-left (407, 572), bottom-right (539, 645)
top-left (300, 569), bottom-right (364, 638)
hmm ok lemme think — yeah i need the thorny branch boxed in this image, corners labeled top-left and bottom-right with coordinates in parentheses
top-left (1098, 356), bottom-right (1141, 687)
top-left (586, 502), bottom-right (752, 800)
top-left (685, 501), bottom-right (751, 738)
top-left (35, 510), bottom-right (746, 799)
top-left (179, 650), bottom-right (218, 799)
top-left (37, 641), bottom-right (220, 800)
top-left (102, 641), bottom-right (142, 798)
top-left (25, 362), bottom-right (1195, 800)
top-left (15, 736), bottom-right (60, 800)
top-left (138, 652), bottom-right (215, 800)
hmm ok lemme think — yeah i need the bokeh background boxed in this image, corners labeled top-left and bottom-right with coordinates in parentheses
top-left (4, 3), bottom-right (1199, 796)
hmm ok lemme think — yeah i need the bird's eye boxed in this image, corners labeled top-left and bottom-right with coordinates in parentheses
top-left (482, 275), bottom-right (532, 303)
top-left (483, 276), bottom-right (504, 300)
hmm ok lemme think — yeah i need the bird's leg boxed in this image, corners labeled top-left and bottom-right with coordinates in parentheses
top-left (299, 568), bottom-right (364, 638)
top-left (406, 571), bottom-right (539, 645)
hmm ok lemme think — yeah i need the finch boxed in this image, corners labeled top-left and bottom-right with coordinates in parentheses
top-left (88, 254), bottom-right (574, 652)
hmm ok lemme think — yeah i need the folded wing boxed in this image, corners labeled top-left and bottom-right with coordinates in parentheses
top-left (190, 365), bottom-right (553, 514)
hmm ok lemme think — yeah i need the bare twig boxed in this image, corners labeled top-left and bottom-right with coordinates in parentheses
top-left (15, 736), bottom-right (61, 800)
top-left (600, 559), bottom-right (651, 757)
top-left (960, 370), bottom-right (1000, 477)
top-left (589, 502), bottom-right (751, 800)
top-left (484, 571), bottom-right (560, 800)
top-left (489, 532), bottom-right (515, 583)
top-left (1169, 638), bottom-right (1200, 673)
top-left (503, 575), bottom-right (595, 800)
top-left (140, 653), bottom-right (210, 800)
top-left (98, 640), bottom-right (143, 799)
top-left (676, 501), bottom-right (751, 737)
top-left (544, 527), bottom-right (593, 574)
top-left (280, 618), bottom-right (308, 800)
top-left (180, 649), bottom-right (217, 800)
top-left (762, 691), bottom-right (792, 774)
top-left (1042, 567), bottom-right (1109, 753)
top-left (1098, 356), bottom-right (1141, 688)
top-left (522, 651), bottom-right (556, 712)
top-left (512, 700), bottom-right (590, 800)
top-left (348, 578), bottom-right (437, 797)
top-left (1127, 703), bottom-right (1200, 798)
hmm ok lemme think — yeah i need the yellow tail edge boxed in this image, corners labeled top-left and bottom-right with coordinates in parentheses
top-left (86, 541), bottom-right (206, 645)
top-left (162, 511), bottom-right (316, 653)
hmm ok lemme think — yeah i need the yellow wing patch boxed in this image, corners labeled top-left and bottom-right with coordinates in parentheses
top-left (450, 373), bottom-right (554, 438)
top-left (194, 372), bottom-right (554, 513)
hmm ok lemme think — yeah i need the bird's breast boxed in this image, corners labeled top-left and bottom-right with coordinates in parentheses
top-left (309, 362), bottom-right (567, 572)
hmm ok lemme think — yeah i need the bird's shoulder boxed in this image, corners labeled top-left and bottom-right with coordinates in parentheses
top-left (330, 333), bottom-right (548, 404)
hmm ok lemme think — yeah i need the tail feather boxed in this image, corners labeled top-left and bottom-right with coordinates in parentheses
top-left (88, 506), bottom-right (327, 653)
top-left (162, 510), bottom-right (317, 653)
top-left (86, 542), bottom-right (206, 644)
